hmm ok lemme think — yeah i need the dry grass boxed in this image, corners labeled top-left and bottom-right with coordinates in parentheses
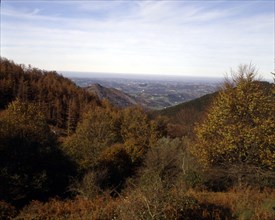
top-left (187, 187), bottom-right (275, 220)
top-left (16, 195), bottom-right (120, 220)
top-left (10, 187), bottom-right (275, 219)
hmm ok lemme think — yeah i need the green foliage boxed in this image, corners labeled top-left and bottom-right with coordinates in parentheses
top-left (0, 100), bottom-right (76, 206)
top-left (193, 65), bottom-right (275, 183)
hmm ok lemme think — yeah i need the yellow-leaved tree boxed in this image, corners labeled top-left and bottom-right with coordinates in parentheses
top-left (193, 65), bottom-right (274, 185)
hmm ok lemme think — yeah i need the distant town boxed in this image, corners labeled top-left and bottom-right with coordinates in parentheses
top-left (70, 75), bottom-right (222, 109)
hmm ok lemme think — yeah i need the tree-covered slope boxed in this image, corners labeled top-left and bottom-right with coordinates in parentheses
top-left (87, 83), bottom-right (138, 108)
top-left (154, 92), bottom-right (218, 137)
top-left (158, 91), bottom-right (218, 118)
top-left (155, 79), bottom-right (273, 138)
top-left (0, 57), bottom-right (101, 133)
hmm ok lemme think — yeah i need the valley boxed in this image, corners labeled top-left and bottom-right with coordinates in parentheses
top-left (71, 76), bottom-right (222, 109)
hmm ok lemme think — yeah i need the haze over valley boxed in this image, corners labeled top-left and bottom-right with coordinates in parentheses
top-left (71, 75), bottom-right (221, 109)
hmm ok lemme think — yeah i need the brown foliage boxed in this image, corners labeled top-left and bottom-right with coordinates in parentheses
top-left (0, 201), bottom-right (16, 219)
top-left (187, 187), bottom-right (275, 220)
top-left (16, 195), bottom-right (119, 220)
top-left (9, 187), bottom-right (275, 219)
top-left (0, 57), bottom-right (100, 132)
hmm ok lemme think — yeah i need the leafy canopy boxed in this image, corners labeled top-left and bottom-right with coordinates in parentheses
top-left (193, 65), bottom-right (274, 171)
top-left (0, 99), bottom-right (75, 205)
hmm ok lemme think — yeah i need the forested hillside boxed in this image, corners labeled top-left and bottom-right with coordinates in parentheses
top-left (87, 83), bottom-right (138, 108)
top-left (157, 80), bottom-right (274, 138)
top-left (156, 91), bottom-right (218, 137)
top-left (0, 57), bottom-right (100, 134)
top-left (0, 59), bottom-right (274, 219)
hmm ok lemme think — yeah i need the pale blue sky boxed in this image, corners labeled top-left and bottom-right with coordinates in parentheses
top-left (1, 0), bottom-right (274, 79)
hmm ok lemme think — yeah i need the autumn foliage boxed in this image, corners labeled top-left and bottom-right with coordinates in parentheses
top-left (0, 100), bottom-right (76, 207)
top-left (0, 57), bottom-right (100, 133)
top-left (192, 65), bottom-right (274, 188)
top-left (0, 58), bottom-right (274, 219)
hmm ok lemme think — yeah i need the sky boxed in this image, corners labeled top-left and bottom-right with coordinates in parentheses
top-left (1, 0), bottom-right (274, 79)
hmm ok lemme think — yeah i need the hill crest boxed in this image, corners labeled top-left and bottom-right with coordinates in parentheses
top-left (87, 83), bottom-right (138, 108)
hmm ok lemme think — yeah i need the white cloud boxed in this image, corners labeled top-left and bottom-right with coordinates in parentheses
top-left (30, 8), bottom-right (41, 15)
top-left (1, 1), bottom-right (274, 79)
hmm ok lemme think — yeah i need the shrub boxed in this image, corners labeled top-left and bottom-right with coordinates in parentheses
top-left (16, 196), bottom-right (119, 220)
top-left (183, 170), bottom-right (204, 189)
top-left (0, 201), bottom-right (16, 220)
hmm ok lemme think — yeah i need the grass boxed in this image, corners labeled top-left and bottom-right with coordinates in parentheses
top-left (186, 187), bottom-right (275, 220)
top-left (3, 186), bottom-right (274, 219)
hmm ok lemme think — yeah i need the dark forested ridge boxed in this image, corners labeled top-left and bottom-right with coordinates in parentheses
top-left (0, 59), bottom-right (274, 219)
top-left (158, 91), bottom-right (218, 118)
top-left (155, 92), bottom-right (218, 137)
top-left (0, 57), bottom-right (100, 133)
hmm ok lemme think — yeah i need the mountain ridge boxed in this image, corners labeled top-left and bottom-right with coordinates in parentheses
top-left (86, 83), bottom-right (138, 108)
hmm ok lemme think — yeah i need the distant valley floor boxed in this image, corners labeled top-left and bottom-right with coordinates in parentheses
top-left (71, 77), bottom-right (222, 109)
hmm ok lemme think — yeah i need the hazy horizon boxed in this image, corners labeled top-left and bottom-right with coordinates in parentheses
top-left (1, 1), bottom-right (274, 79)
top-left (60, 70), bottom-right (224, 81)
